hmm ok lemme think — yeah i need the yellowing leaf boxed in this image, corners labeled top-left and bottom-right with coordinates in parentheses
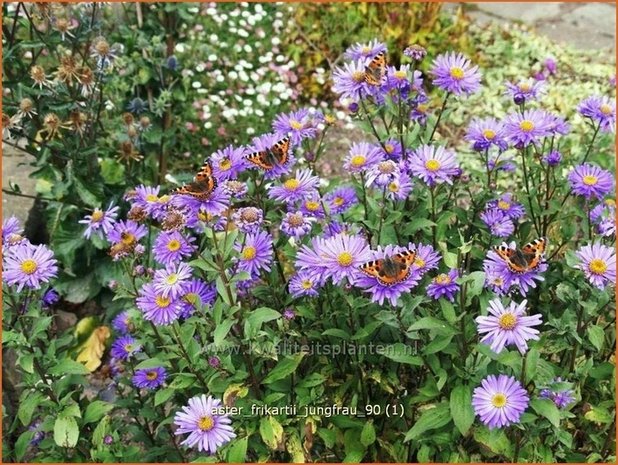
top-left (76, 326), bottom-right (111, 372)
top-left (223, 384), bottom-right (248, 407)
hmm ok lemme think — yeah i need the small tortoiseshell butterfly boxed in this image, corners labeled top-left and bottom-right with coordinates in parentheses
top-left (364, 52), bottom-right (387, 86)
top-left (359, 249), bottom-right (416, 286)
top-left (172, 161), bottom-right (217, 200)
top-left (245, 136), bottom-right (291, 171)
top-left (493, 237), bottom-right (547, 274)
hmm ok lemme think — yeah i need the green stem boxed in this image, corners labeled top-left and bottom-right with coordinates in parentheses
top-left (428, 92), bottom-right (450, 142)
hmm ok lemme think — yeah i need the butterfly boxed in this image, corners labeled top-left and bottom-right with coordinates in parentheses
top-left (493, 237), bottom-right (547, 274)
top-left (364, 51), bottom-right (387, 86)
top-left (245, 136), bottom-right (291, 171)
top-left (172, 161), bottom-right (218, 200)
top-left (359, 249), bottom-right (416, 286)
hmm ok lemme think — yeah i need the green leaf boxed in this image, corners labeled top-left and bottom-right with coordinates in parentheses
top-left (262, 353), bottom-right (306, 384)
top-left (587, 325), bottom-right (605, 351)
top-left (408, 316), bottom-right (455, 336)
top-left (245, 307), bottom-right (281, 338)
top-left (473, 426), bottom-right (513, 457)
top-left (83, 401), bottom-right (114, 424)
top-left (54, 415), bottom-right (80, 448)
top-left (18, 391), bottom-right (44, 426)
top-left (227, 436), bottom-right (248, 463)
top-left (382, 343), bottom-right (423, 365)
top-left (259, 416), bottom-right (284, 449)
top-left (15, 431), bottom-right (34, 461)
top-left (155, 388), bottom-right (176, 407)
top-left (73, 178), bottom-right (101, 207)
top-left (450, 385), bottom-right (475, 436)
top-left (584, 405), bottom-right (613, 424)
top-left (530, 398), bottom-right (561, 428)
top-left (404, 403), bottom-right (451, 442)
top-left (213, 319), bottom-right (234, 347)
top-left (360, 421), bottom-right (376, 446)
top-left (92, 415), bottom-right (110, 447)
top-left (48, 358), bottom-right (90, 376)
top-left (135, 358), bottom-right (170, 370)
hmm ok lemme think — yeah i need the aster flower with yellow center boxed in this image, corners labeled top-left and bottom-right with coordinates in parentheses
top-left (472, 375), bottom-right (529, 429)
top-left (575, 243), bottom-right (616, 289)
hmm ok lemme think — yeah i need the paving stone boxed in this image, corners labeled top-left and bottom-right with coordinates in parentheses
top-left (474, 2), bottom-right (562, 23)
top-left (562, 3), bottom-right (616, 38)
top-left (2, 144), bottom-right (36, 226)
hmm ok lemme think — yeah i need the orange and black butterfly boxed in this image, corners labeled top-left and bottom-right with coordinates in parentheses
top-left (493, 237), bottom-right (547, 274)
top-left (359, 249), bottom-right (416, 286)
top-left (245, 136), bottom-right (291, 171)
top-left (172, 161), bottom-right (218, 200)
top-left (364, 52), bottom-right (387, 86)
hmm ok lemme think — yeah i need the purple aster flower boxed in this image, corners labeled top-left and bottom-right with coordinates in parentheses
top-left (472, 375), bottom-right (529, 429)
top-left (268, 169), bottom-right (320, 204)
top-left (133, 185), bottom-right (164, 217)
top-left (153, 262), bottom-right (193, 299)
top-left (542, 150), bottom-right (562, 167)
top-left (575, 243), bottom-right (616, 289)
top-left (246, 132), bottom-right (296, 179)
top-left (465, 117), bottom-right (508, 152)
top-left (153, 231), bottom-right (197, 266)
top-left (364, 160), bottom-right (402, 188)
top-left (426, 269), bottom-right (460, 302)
top-left (332, 60), bottom-right (371, 101)
top-left (272, 108), bottom-right (320, 145)
top-left (504, 78), bottom-right (545, 104)
top-left (409, 91), bottom-right (430, 125)
top-left (503, 109), bottom-right (553, 147)
top-left (355, 244), bottom-right (423, 306)
top-left (281, 211), bottom-right (315, 240)
top-left (487, 193), bottom-right (526, 220)
top-left (325, 186), bottom-right (358, 215)
top-left (186, 208), bottom-right (228, 233)
top-left (483, 242), bottom-right (548, 296)
top-left (2, 243), bottom-right (58, 292)
top-left (179, 279), bottom-right (216, 318)
top-left (283, 308), bottom-right (295, 320)
top-left (410, 243), bottom-right (441, 275)
top-left (404, 44), bottom-right (427, 61)
top-left (299, 192), bottom-right (326, 219)
top-left (79, 203), bottom-right (119, 239)
top-left (28, 420), bottom-right (45, 446)
top-left (578, 95), bottom-right (616, 133)
top-left (476, 298), bottom-right (542, 354)
top-left (234, 230), bottom-right (273, 276)
top-left (343, 142), bottom-right (383, 173)
top-left (133, 366), bottom-right (167, 390)
top-left (344, 39), bottom-right (387, 62)
top-left (232, 207), bottom-right (263, 233)
top-left (544, 57), bottom-right (557, 75)
top-left (377, 139), bottom-right (404, 161)
top-left (384, 66), bottom-right (422, 97)
top-left (288, 269), bottom-right (324, 298)
top-left (110, 335), bottom-right (141, 361)
top-left (112, 311), bottom-right (134, 334)
top-left (2, 216), bottom-right (23, 245)
top-left (170, 186), bottom-right (230, 218)
top-left (137, 282), bottom-right (182, 326)
top-left (107, 220), bottom-right (148, 245)
top-left (174, 395), bottom-right (236, 453)
top-left (591, 200), bottom-right (616, 237)
top-left (430, 52), bottom-right (482, 96)
top-left (480, 209), bottom-right (515, 238)
top-left (385, 171), bottom-right (413, 201)
top-left (568, 163), bottom-right (614, 200)
top-left (409, 145), bottom-right (459, 186)
top-left (222, 180), bottom-right (248, 199)
top-left (546, 113), bottom-right (570, 136)
top-left (41, 288), bottom-right (60, 308)
top-left (210, 145), bottom-right (247, 181)
top-left (208, 356), bottom-right (220, 368)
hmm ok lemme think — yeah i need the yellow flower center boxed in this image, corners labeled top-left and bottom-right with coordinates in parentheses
top-left (158, 195), bottom-right (171, 204)
top-left (394, 70), bottom-right (406, 79)
top-left (146, 194), bottom-right (158, 202)
top-left (198, 416), bottom-right (215, 431)
top-left (425, 159), bottom-right (441, 172)
top-left (301, 280), bottom-right (313, 290)
top-left (388, 182), bottom-right (399, 192)
top-left (325, 114), bottom-right (336, 124)
top-left (583, 175), bottom-right (598, 186)
top-left (417, 104), bottom-right (428, 113)
top-left (498, 313), bottom-right (517, 330)
top-left (165, 274), bottom-right (178, 285)
top-left (414, 257), bottom-right (426, 268)
top-left (449, 67), bottom-right (464, 80)
top-left (333, 197), bottom-right (345, 206)
top-left (600, 104), bottom-right (612, 115)
top-left (498, 201), bottom-right (510, 211)
top-left (483, 129), bottom-right (496, 140)
top-left (384, 144), bottom-right (394, 153)
top-left (290, 120), bottom-right (303, 130)
top-left (146, 371), bottom-right (158, 381)
top-left (184, 292), bottom-right (199, 305)
top-left (434, 273), bottom-right (451, 284)
top-left (219, 159), bottom-right (232, 171)
top-left (305, 201), bottom-right (320, 211)
top-left (350, 155), bottom-right (366, 167)
top-left (198, 211), bottom-right (211, 222)
top-left (242, 246), bottom-right (257, 260)
top-left (284, 179), bottom-right (300, 191)
top-left (605, 198), bottom-right (616, 207)
top-left (491, 393), bottom-right (507, 408)
top-left (167, 239), bottom-right (181, 252)
top-left (492, 277), bottom-right (504, 286)
top-left (352, 71), bottom-right (365, 82)
top-left (519, 120), bottom-right (534, 132)
top-left (361, 46), bottom-right (371, 54)
top-left (155, 295), bottom-right (171, 308)
top-left (20, 259), bottom-right (38, 275)
top-left (518, 82), bottom-right (531, 92)
top-left (337, 252), bottom-right (353, 267)
top-left (588, 258), bottom-right (608, 275)
top-left (121, 233), bottom-right (136, 245)
top-left (124, 344), bottom-right (134, 352)
top-left (91, 210), bottom-right (104, 222)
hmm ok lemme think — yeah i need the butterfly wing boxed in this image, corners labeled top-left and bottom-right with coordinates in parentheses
top-left (359, 249), bottom-right (416, 286)
top-left (173, 178), bottom-right (217, 200)
top-left (520, 237), bottom-right (547, 271)
top-left (270, 136), bottom-right (290, 165)
top-left (364, 52), bottom-right (386, 86)
top-left (245, 136), bottom-right (290, 171)
top-left (494, 238), bottom-right (546, 274)
top-left (195, 161), bottom-right (214, 182)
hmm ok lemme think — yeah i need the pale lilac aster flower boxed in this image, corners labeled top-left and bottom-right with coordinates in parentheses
top-left (2, 216), bottom-right (25, 247)
top-left (578, 95), bottom-right (616, 133)
top-left (385, 171), bottom-right (413, 201)
top-left (112, 311), bottom-right (134, 334)
top-left (591, 200), bottom-right (616, 237)
top-left (504, 78), bottom-right (545, 104)
top-left (170, 186), bottom-right (230, 217)
top-left (364, 160), bottom-right (402, 188)
top-left (79, 203), bottom-right (119, 239)
top-left (222, 180), bottom-right (248, 198)
top-left (137, 282), bottom-right (182, 325)
top-left (426, 269), bottom-right (460, 302)
top-left (133, 185), bottom-right (163, 216)
top-left (153, 262), bottom-right (193, 299)
top-left (210, 145), bottom-right (247, 181)
top-left (546, 113), bottom-right (570, 136)
top-left (503, 109), bottom-right (553, 147)
top-left (575, 243), bottom-right (616, 289)
top-left (409, 145), bottom-right (459, 186)
top-left (542, 150), bottom-right (562, 167)
top-left (476, 299), bottom-right (542, 354)
top-left (299, 192), bottom-right (326, 219)
top-left (234, 230), bottom-right (273, 276)
top-left (404, 44), bottom-right (427, 61)
top-left (3, 243), bottom-right (58, 292)
top-left (344, 39), bottom-right (387, 62)
top-left (343, 142), bottom-right (383, 173)
top-left (107, 220), bottom-right (148, 245)
top-left (472, 375), bottom-right (529, 429)
top-left (281, 211), bottom-right (315, 239)
top-left (110, 335), bottom-right (141, 361)
top-left (430, 52), bottom-right (482, 95)
top-left (480, 209), bottom-right (515, 238)
top-left (377, 139), bottom-right (404, 161)
top-left (567, 163), bottom-right (614, 200)
top-left (132, 367), bottom-right (167, 390)
top-left (179, 279), bottom-right (216, 318)
top-left (174, 395), bottom-right (236, 453)
top-left (325, 186), bottom-right (358, 214)
top-left (268, 169), bottom-right (320, 204)
top-left (232, 207), bottom-right (263, 233)
top-left (153, 231), bottom-right (197, 265)
top-left (272, 108), bottom-right (319, 145)
top-left (410, 243), bottom-right (441, 275)
top-left (465, 117), bottom-right (508, 152)
top-left (540, 378), bottom-right (575, 409)
top-left (332, 60), bottom-right (371, 101)
top-left (288, 269), bottom-right (324, 298)
top-left (487, 193), bottom-right (526, 220)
